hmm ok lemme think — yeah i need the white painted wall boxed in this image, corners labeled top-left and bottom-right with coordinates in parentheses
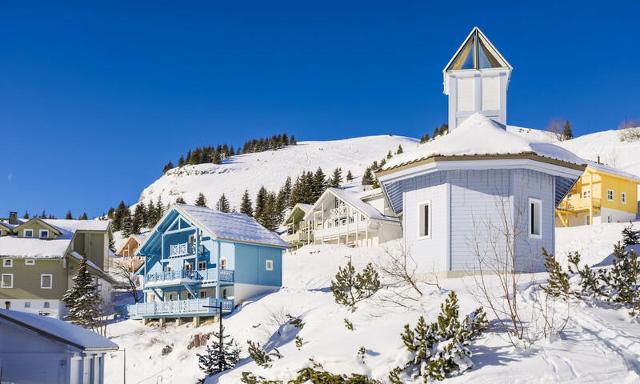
top-left (233, 283), bottom-right (279, 304)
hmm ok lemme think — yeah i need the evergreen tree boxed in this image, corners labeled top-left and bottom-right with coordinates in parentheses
top-left (439, 123), bottom-right (449, 136)
top-left (121, 210), bottom-right (133, 237)
top-left (420, 133), bottom-right (430, 143)
top-left (329, 168), bottom-right (343, 188)
top-left (254, 187), bottom-right (268, 220)
top-left (541, 248), bottom-right (571, 299)
top-left (216, 194), bottom-right (231, 213)
top-left (178, 155), bottom-right (185, 167)
top-left (331, 259), bottom-right (381, 311)
top-left (107, 208), bottom-right (114, 220)
top-left (396, 144), bottom-right (404, 154)
top-left (279, 176), bottom-right (292, 209)
top-left (387, 150), bottom-right (393, 159)
top-left (65, 210), bottom-right (73, 220)
top-left (362, 167), bottom-right (374, 186)
top-left (155, 197), bottom-right (165, 223)
top-left (131, 204), bottom-right (146, 235)
top-left (162, 161), bottom-right (174, 173)
top-left (175, 196), bottom-right (186, 204)
top-left (562, 120), bottom-right (573, 141)
top-left (23, 211), bottom-right (30, 219)
top-left (112, 201), bottom-right (128, 232)
top-left (346, 170), bottom-right (354, 182)
top-left (62, 257), bottom-right (103, 331)
top-left (195, 193), bottom-right (208, 207)
top-left (312, 167), bottom-right (327, 200)
top-left (79, 212), bottom-right (88, 220)
top-left (240, 189), bottom-right (254, 217)
top-left (258, 193), bottom-right (279, 231)
top-left (622, 222), bottom-right (640, 246)
top-left (433, 126), bottom-right (440, 139)
top-left (197, 325), bottom-right (240, 380)
top-left (145, 200), bottom-right (156, 228)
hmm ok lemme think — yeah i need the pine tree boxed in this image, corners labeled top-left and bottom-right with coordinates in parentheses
top-left (62, 257), bottom-right (103, 331)
top-left (331, 259), bottom-right (381, 311)
top-left (162, 161), bottom-right (174, 174)
top-left (240, 190), bottom-right (253, 217)
top-left (145, 200), bottom-right (156, 228)
top-left (439, 123), bottom-right (449, 136)
top-left (112, 201), bottom-right (128, 232)
top-left (79, 212), bottom-right (88, 220)
top-left (361, 167), bottom-right (374, 186)
top-left (121, 210), bottom-right (133, 237)
top-left (216, 194), bottom-right (231, 213)
top-left (420, 133), bottom-right (430, 143)
top-left (329, 168), bottom-right (343, 188)
top-left (65, 210), bottom-right (73, 220)
top-left (312, 167), bottom-right (327, 200)
top-left (23, 211), bottom-right (30, 219)
top-left (280, 176), bottom-right (292, 209)
top-left (622, 222), bottom-right (640, 246)
top-left (195, 193), bottom-right (208, 207)
top-left (258, 193), bottom-right (279, 231)
top-left (176, 196), bottom-right (186, 204)
top-left (131, 204), bottom-right (146, 235)
top-left (562, 120), bottom-right (573, 141)
top-left (433, 126), bottom-right (440, 139)
top-left (178, 155), bottom-right (185, 167)
top-left (346, 170), bottom-right (354, 182)
top-left (541, 248), bottom-right (571, 299)
top-left (396, 144), bottom-right (404, 154)
top-left (197, 325), bottom-right (240, 379)
top-left (254, 187), bottom-right (268, 220)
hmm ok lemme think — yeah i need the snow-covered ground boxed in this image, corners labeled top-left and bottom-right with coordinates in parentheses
top-left (138, 135), bottom-right (419, 209)
top-left (104, 222), bottom-right (640, 384)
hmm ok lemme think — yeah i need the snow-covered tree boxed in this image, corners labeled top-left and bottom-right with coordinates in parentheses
top-left (329, 167), bottom-right (343, 188)
top-left (62, 257), bottom-right (104, 332)
top-left (562, 120), bottom-right (573, 141)
top-left (622, 222), bottom-right (640, 246)
top-left (216, 194), bottom-right (231, 213)
top-left (195, 193), bottom-right (208, 207)
top-left (361, 167), bottom-right (374, 186)
top-left (240, 189), bottom-right (253, 217)
top-left (346, 170), bottom-right (354, 182)
top-left (176, 196), bottom-right (186, 204)
top-left (396, 144), bottom-right (403, 154)
top-left (331, 259), bottom-right (380, 311)
top-left (197, 325), bottom-right (240, 381)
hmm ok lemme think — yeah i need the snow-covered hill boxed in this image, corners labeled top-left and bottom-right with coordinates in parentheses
top-left (138, 135), bottom-right (419, 209)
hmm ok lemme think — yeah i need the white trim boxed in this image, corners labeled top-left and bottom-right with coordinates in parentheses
top-left (3, 259), bottom-right (13, 268)
top-left (417, 200), bottom-right (432, 239)
top-left (265, 259), bottom-right (274, 271)
top-left (24, 229), bottom-right (33, 238)
top-left (1, 273), bottom-right (14, 288)
top-left (40, 273), bottom-right (53, 289)
top-left (39, 229), bottom-right (49, 239)
top-left (607, 189), bottom-right (614, 201)
top-left (528, 198), bottom-right (542, 239)
top-left (25, 259), bottom-right (35, 266)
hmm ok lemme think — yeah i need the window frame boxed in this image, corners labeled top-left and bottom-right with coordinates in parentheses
top-left (1, 273), bottom-right (14, 288)
top-left (417, 201), bottom-right (432, 239)
top-left (39, 229), bottom-right (49, 239)
top-left (40, 274), bottom-right (53, 289)
top-left (607, 189), bottom-right (614, 201)
top-left (621, 192), bottom-right (627, 204)
top-left (24, 229), bottom-right (33, 238)
top-left (3, 259), bottom-right (13, 268)
top-left (25, 259), bottom-right (35, 266)
top-left (528, 198), bottom-right (542, 239)
top-left (265, 259), bottom-right (274, 271)
top-left (198, 261), bottom-right (207, 271)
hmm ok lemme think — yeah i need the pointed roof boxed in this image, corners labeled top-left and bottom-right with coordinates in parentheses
top-left (304, 188), bottom-right (398, 223)
top-left (444, 27), bottom-right (511, 72)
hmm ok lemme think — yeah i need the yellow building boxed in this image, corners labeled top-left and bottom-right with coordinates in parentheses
top-left (556, 162), bottom-right (640, 227)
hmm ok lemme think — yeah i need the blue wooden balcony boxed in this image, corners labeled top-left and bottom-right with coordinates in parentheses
top-left (127, 297), bottom-right (234, 319)
top-left (144, 268), bottom-right (234, 288)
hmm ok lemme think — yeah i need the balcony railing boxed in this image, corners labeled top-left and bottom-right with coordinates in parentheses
top-left (127, 297), bottom-right (234, 319)
top-left (145, 268), bottom-right (234, 287)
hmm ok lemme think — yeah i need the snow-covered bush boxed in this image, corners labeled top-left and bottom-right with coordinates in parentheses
top-left (247, 340), bottom-right (282, 368)
top-left (240, 359), bottom-right (381, 384)
top-left (622, 222), bottom-right (640, 246)
top-left (331, 259), bottom-right (381, 311)
top-left (618, 126), bottom-right (640, 142)
top-left (392, 291), bottom-right (487, 382)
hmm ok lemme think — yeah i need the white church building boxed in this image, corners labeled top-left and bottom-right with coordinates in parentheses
top-left (377, 27), bottom-right (587, 274)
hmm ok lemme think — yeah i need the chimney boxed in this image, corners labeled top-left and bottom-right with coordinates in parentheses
top-left (597, 155), bottom-right (601, 164)
top-left (8, 212), bottom-right (18, 225)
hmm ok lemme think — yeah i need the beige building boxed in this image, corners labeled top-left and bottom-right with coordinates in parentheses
top-left (116, 233), bottom-right (148, 272)
top-left (0, 214), bottom-right (115, 318)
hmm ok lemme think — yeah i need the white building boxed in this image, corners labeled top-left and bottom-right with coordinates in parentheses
top-left (0, 308), bottom-right (118, 384)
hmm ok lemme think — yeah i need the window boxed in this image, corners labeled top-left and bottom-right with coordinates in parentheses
top-left (418, 201), bottom-right (431, 238)
top-left (43, 301), bottom-right (50, 309)
top-left (40, 274), bottom-right (53, 289)
top-left (220, 258), bottom-right (227, 270)
top-left (3, 259), bottom-right (12, 268)
top-left (199, 290), bottom-right (207, 298)
top-left (622, 192), bottom-right (627, 204)
top-left (529, 198), bottom-right (542, 238)
top-left (198, 261), bottom-right (207, 271)
top-left (265, 259), bottom-right (274, 271)
top-left (24, 229), bottom-right (33, 237)
top-left (25, 259), bottom-right (35, 266)
top-left (582, 190), bottom-right (591, 198)
top-left (185, 262), bottom-right (193, 271)
top-left (586, 216), bottom-right (591, 225)
top-left (222, 288), bottom-right (227, 299)
top-left (607, 189), bottom-right (614, 201)
top-left (24, 302), bottom-right (31, 308)
top-left (39, 229), bottom-right (49, 239)
top-left (1, 274), bottom-right (13, 288)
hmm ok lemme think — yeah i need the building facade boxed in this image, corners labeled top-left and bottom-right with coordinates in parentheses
top-left (128, 204), bottom-right (287, 325)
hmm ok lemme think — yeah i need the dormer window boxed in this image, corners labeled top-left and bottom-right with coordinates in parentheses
top-left (39, 229), bottom-right (49, 239)
top-left (24, 229), bottom-right (33, 238)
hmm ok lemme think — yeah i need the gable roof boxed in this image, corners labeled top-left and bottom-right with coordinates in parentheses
top-left (13, 218), bottom-right (64, 237)
top-left (304, 187), bottom-right (398, 223)
top-left (444, 27), bottom-right (511, 73)
top-left (0, 221), bottom-right (14, 232)
top-left (282, 203), bottom-right (313, 225)
top-left (585, 161), bottom-right (640, 182)
top-left (43, 219), bottom-right (110, 234)
top-left (0, 236), bottom-right (71, 258)
top-left (379, 113), bottom-right (586, 176)
top-left (0, 309), bottom-right (118, 352)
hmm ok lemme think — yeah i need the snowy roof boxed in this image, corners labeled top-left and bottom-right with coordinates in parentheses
top-left (381, 114), bottom-right (586, 174)
top-left (586, 161), bottom-right (640, 182)
top-left (0, 309), bottom-right (118, 351)
top-left (357, 187), bottom-right (384, 200)
top-left (305, 188), bottom-right (398, 222)
top-left (0, 236), bottom-right (70, 258)
top-left (43, 219), bottom-right (110, 233)
top-left (176, 205), bottom-right (288, 248)
top-left (0, 221), bottom-right (14, 231)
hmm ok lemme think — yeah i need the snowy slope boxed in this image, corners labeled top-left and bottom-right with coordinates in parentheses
top-left (105, 227), bottom-right (640, 384)
top-left (138, 135), bottom-right (419, 209)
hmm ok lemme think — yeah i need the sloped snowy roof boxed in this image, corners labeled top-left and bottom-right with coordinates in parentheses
top-left (305, 188), bottom-right (398, 222)
top-left (0, 309), bottom-right (118, 351)
top-left (381, 113), bottom-right (585, 173)
top-left (0, 221), bottom-right (14, 231)
top-left (586, 161), bottom-right (640, 181)
top-left (177, 205), bottom-right (288, 248)
top-left (43, 219), bottom-right (110, 233)
top-left (0, 236), bottom-right (70, 258)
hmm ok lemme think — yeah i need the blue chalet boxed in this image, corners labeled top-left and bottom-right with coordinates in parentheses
top-left (127, 204), bottom-right (288, 325)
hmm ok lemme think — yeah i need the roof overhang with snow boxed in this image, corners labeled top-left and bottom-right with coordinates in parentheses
top-left (303, 188), bottom-right (398, 223)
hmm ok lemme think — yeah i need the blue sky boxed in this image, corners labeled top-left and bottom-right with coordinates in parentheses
top-left (1, 1), bottom-right (639, 218)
